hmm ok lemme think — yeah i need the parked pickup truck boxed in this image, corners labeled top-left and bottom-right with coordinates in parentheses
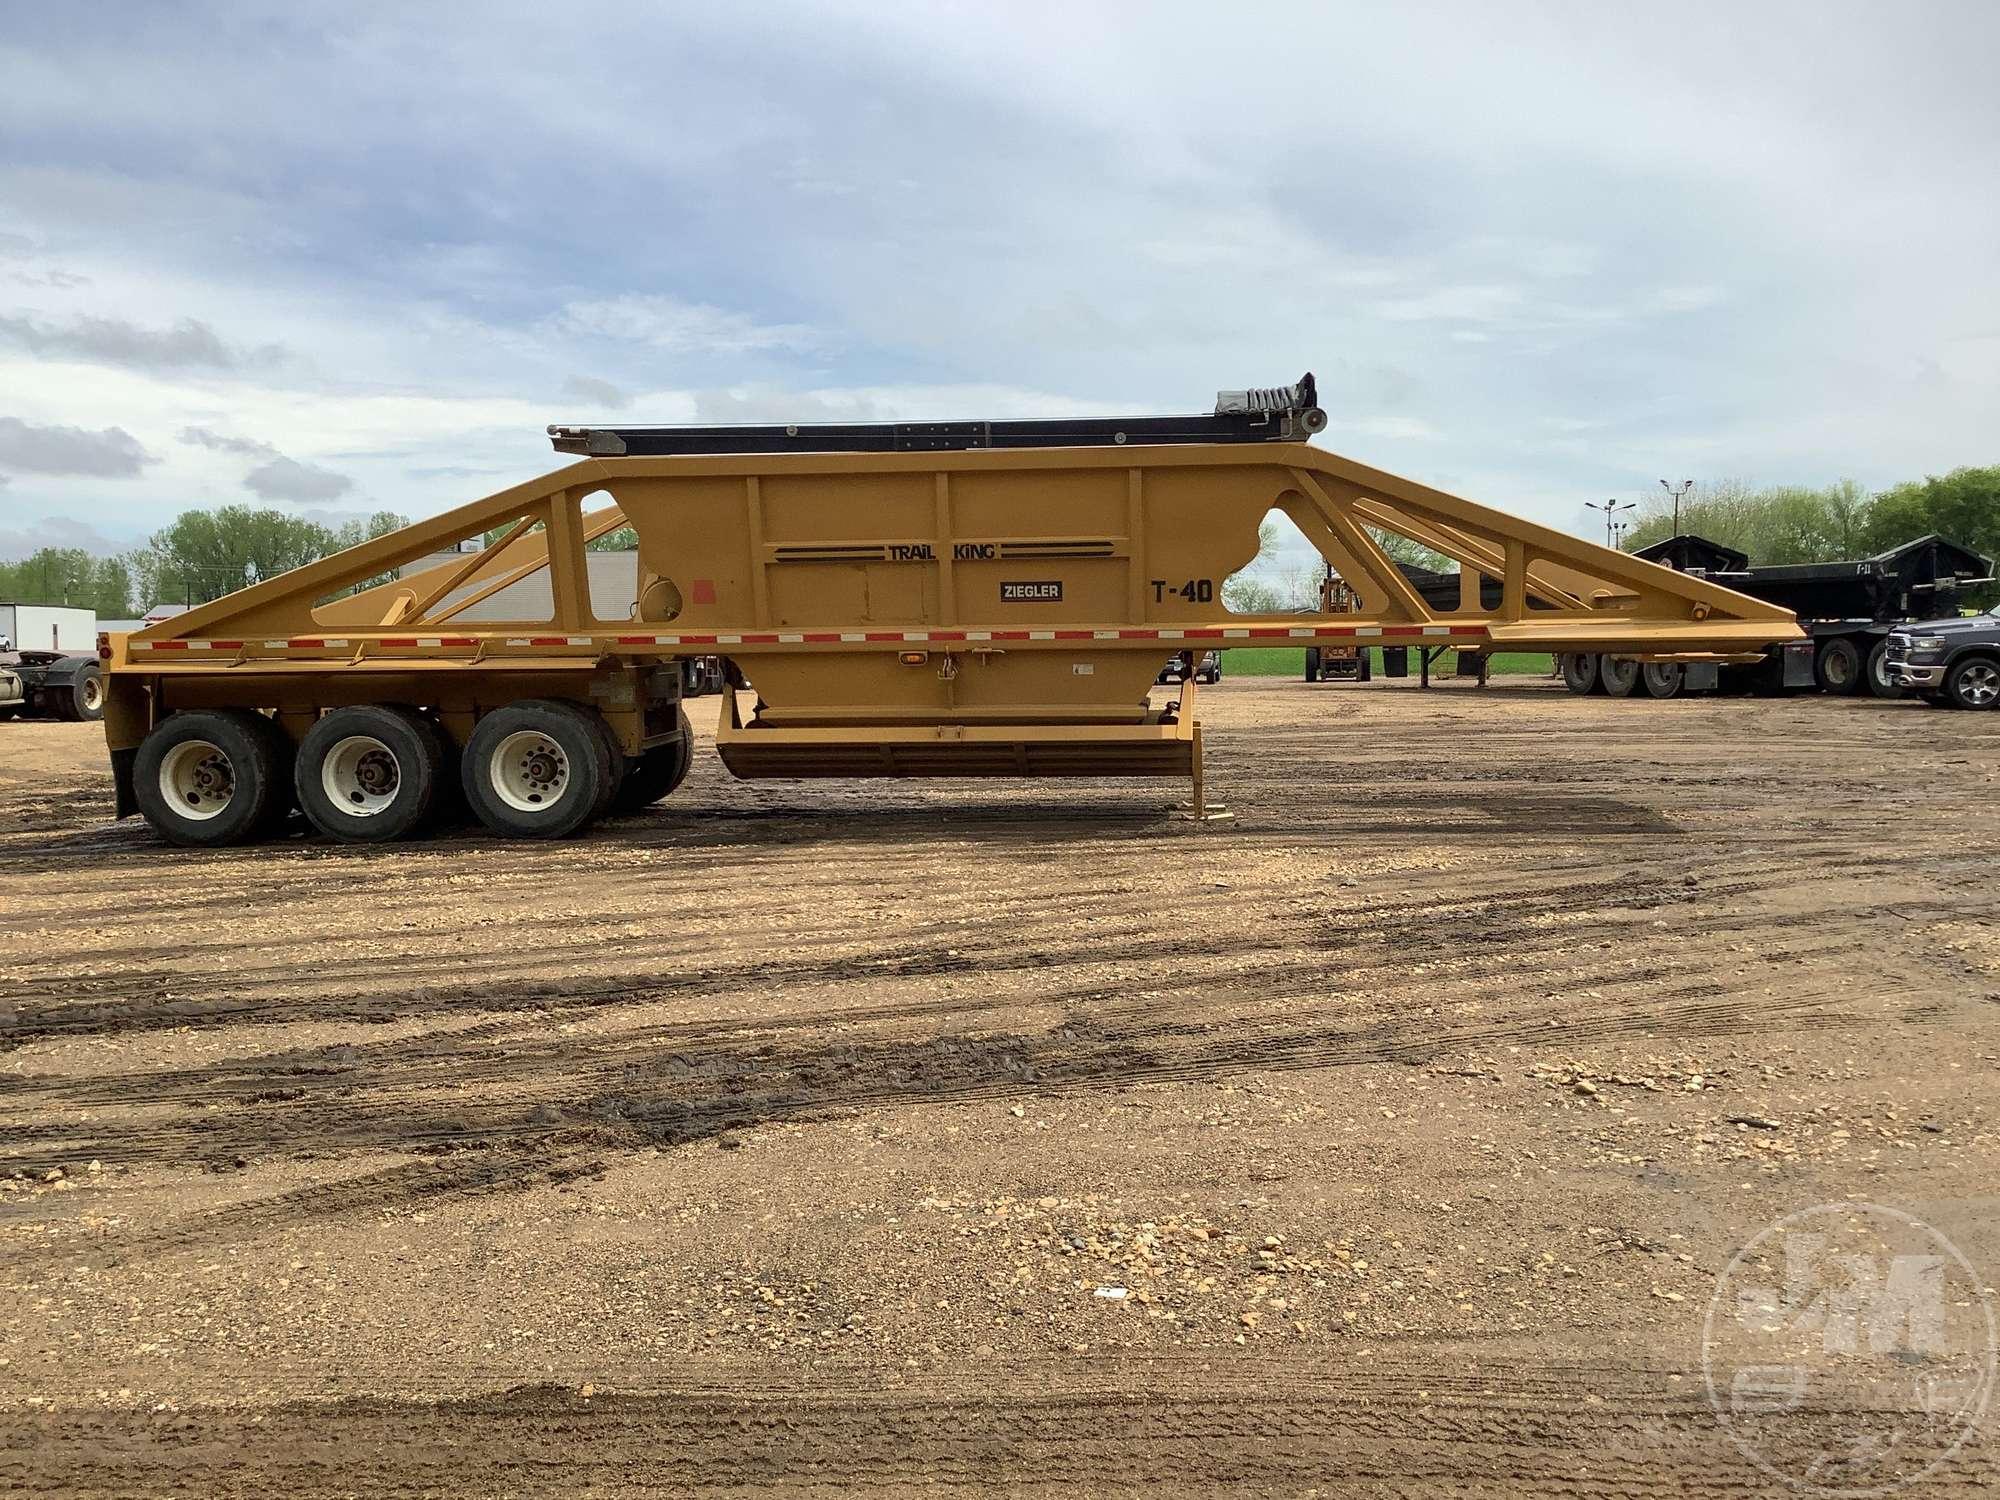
top-left (1156, 650), bottom-right (1222, 686)
top-left (1885, 606), bottom-right (2000, 709)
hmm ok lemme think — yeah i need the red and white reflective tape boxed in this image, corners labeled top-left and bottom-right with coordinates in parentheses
top-left (129, 623), bottom-right (1482, 654)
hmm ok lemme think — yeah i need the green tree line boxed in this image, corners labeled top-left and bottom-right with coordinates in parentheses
top-left (1621, 465), bottom-right (2000, 572)
top-left (0, 507), bottom-right (409, 618)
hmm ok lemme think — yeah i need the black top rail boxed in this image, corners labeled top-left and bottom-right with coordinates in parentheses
top-left (551, 375), bottom-right (1325, 456)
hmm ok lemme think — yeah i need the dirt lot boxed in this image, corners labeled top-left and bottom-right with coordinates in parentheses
top-left (2, 679), bottom-right (1996, 1496)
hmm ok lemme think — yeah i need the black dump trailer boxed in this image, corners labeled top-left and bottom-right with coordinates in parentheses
top-left (1387, 534), bottom-right (1993, 699)
top-left (1625, 532), bottom-right (1994, 697)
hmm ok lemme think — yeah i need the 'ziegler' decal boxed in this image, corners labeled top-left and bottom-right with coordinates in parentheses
top-left (1001, 581), bottom-right (1063, 602)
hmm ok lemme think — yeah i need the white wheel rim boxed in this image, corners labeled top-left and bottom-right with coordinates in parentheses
top-left (159, 739), bottom-right (235, 821)
top-left (489, 730), bottom-right (572, 812)
top-left (320, 734), bottom-right (402, 817)
top-left (81, 676), bottom-right (103, 711)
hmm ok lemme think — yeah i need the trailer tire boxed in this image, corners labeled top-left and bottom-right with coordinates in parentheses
top-left (61, 662), bottom-right (106, 722)
top-left (295, 705), bottom-right (447, 843)
top-left (134, 710), bottom-right (287, 848)
top-left (1304, 647), bottom-right (1321, 683)
top-left (582, 709), bottom-right (628, 820)
top-left (613, 721), bottom-right (694, 813)
top-left (1813, 636), bottom-right (1863, 696)
top-left (461, 699), bottom-right (612, 839)
top-left (70, 663), bottom-right (105, 721)
top-left (1358, 651), bottom-right (1372, 683)
top-left (1863, 638), bottom-right (1903, 699)
top-left (1598, 656), bottom-right (1640, 697)
top-left (1640, 662), bottom-right (1684, 699)
top-left (1944, 654), bottom-right (2000, 711)
top-left (1561, 653), bottom-right (1601, 695)
top-left (410, 714), bottom-right (468, 828)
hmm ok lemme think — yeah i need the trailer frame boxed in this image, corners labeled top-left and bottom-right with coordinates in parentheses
top-left (100, 398), bottom-right (1803, 843)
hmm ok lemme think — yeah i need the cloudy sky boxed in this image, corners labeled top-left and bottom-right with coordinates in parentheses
top-left (3, 1), bottom-right (1996, 574)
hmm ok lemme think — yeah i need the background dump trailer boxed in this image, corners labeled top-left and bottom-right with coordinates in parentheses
top-left (0, 604), bottom-right (105, 722)
top-left (100, 376), bottom-right (1803, 847)
top-left (1551, 532), bottom-right (1994, 700)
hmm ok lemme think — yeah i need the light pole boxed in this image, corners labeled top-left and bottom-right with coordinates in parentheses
top-left (1659, 478), bottom-right (1694, 536)
top-left (1586, 498), bottom-right (1635, 548)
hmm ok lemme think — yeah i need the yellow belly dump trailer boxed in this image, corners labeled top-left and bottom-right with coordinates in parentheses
top-left (99, 377), bottom-right (1802, 846)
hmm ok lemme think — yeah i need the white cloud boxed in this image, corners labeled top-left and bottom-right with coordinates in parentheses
top-left (0, 513), bottom-right (136, 561)
top-left (242, 455), bottom-right (354, 503)
top-left (1371, 285), bottom-right (1527, 325)
top-left (549, 296), bottom-right (820, 355)
top-left (0, 312), bottom-right (278, 370)
top-left (0, 416), bottom-right (153, 476)
top-left (561, 375), bottom-right (630, 410)
top-left (179, 425), bottom-right (279, 459)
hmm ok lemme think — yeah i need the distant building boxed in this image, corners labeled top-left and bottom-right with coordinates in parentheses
top-left (396, 550), bottom-right (640, 622)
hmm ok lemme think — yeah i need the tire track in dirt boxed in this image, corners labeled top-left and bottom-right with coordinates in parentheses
top-left (0, 852), bottom-right (1909, 1043)
top-left (3, 973), bottom-right (1865, 1266)
top-left (6, 1363), bottom-right (1992, 1498)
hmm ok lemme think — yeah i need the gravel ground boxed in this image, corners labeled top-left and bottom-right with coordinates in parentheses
top-left (2, 678), bottom-right (1996, 1495)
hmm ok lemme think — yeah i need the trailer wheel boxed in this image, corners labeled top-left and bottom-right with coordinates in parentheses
top-left (1813, 637), bottom-right (1862, 695)
top-left (1863, 638), bottom-right (1903, 699)
top-left (613, 718), bottom-right (694, 813)
top-left (1560, 653), bottom-right (1601, 695)
top-left (1640, 662), bottom-right (1684, 699)
top-left (461, 699), bottom-right (613, 839)
top-left (1944, 655), bottom-right (2000, 711)
top-left (1598, 656), bottom-right (1640, 697)
top-left (53, 662), bottom-right (105, 722)
top-left (134, 710), bottom-right (287, 848)
top-left (295, 705), bottom-right (447, 843)
top-left (1303, 647), bottom-right (1321, 683)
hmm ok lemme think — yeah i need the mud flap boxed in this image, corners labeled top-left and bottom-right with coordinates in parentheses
top-left (111, 746), bottom-right (138, 819)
